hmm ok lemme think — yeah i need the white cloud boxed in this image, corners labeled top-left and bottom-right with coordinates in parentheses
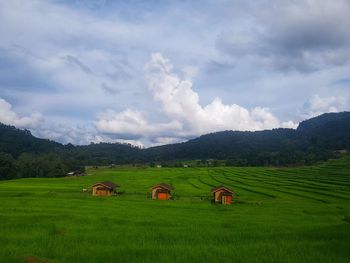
top-left (31, 120), bottom-right (146, 146)
top-left (114, 139), bottom-right (145, 148)
top-left (145, 53), bottom-right (295, 135)
top-left (303, 94), bottom-right (349, 118)
top-left (1, 0), bottom-right (348, 146)
top-left (95, 108), bottom-right (182, 139)
top-left (96, 53), bottom-right (297, 144)
top-left (150, 137), bottom-right (184, 147)
top-left (0, 97), bottom-right (42, 128)
top-left (281, 121), bottom-right (298, 129)
top-left (32, 122), bottom-right (96, 145)
top-left (0, 97), bottom-right (107, 145)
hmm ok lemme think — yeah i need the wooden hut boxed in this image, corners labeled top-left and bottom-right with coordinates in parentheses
top-left (92, 181), bottom-right (119, 196)
top-left (151, 183), bottom-right (174, 200)
top-left (211, 186), bottom-right (234, 204)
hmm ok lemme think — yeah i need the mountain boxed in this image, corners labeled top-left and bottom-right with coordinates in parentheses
top-left (74, 143), bottom-right (141, 165)
top-left (0, 123), bottom-right (63, 158)
top-left (297, 112), bottom-right (350, 133)
top-left (0, 112), bottom-right (350, 179)
top-left (143, 112), bottom-right (350, 165)
top-left (297, 112), bottom-right (350, 150)
top-left (142, 128), bottom-right (310, 165)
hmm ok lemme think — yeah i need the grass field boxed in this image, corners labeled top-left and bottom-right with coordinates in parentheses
top-left (1, 157), bottom-right (350, 263)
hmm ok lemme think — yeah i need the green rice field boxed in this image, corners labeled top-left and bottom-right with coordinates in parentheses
top-left (1, 157), bottom-right (350, 262)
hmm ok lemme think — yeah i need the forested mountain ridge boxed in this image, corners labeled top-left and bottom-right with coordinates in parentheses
top-left (143, 112), bottom-right (350, 164)
top-left (0, 112), bottom-right (350, 179)
top-left (0, 123), bottom-right (63, 158)
top-left (297, 112), bottom-right (350, 150)
top-left (142, 128), bottom-right (309, 165)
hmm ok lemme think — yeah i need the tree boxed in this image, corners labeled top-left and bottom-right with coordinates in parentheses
top-left (0, 153), bottom-right (16, 180)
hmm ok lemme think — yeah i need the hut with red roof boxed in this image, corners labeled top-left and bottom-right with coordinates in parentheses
top-left (151, 183), bottom-right (174, 200)
top-left (92, 181), bottom-right (119, 196)
top-left (211, 185), bottom-right (234, 204)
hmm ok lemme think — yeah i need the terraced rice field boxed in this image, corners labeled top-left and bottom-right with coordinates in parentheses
top-left (0, 157), bottom-right (350, 262)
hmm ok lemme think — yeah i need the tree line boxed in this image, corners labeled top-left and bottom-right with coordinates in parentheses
top-left (0, 112), bottom-right (350, 180)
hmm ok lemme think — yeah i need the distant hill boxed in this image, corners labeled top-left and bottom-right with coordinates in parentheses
top-left (297, 112), bottom-right (350, 150)
top-left (143, 112), bottom-right (350, 165)
top-left (297, 112), bottom-right (350, 133)
top-left (0, 111), bottom-right (350, 179)
top-left (142, 128), bottom-right (309, 165)
top-left (0, 123), bottom-right (63, 158)
top-left (75, 143), bottom-right (141, 165)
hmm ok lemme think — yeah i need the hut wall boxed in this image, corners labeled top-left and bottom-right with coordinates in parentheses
top-left (151, 187), bottom-right (161, 199)
top-left (92, 186), bottom-right (98, 196)
top-left (151, 187), bottom-right (170, 200)
top-left (214, 190), bottom-right (226, 202)
top-left (222, 195), bottom-right (233, 204)
top-left (92, 185), bottom-right (112, 196)
top-left (157, 192), bottom-right (169, 200)
top-left (214, 190), bottom-right (233, 204)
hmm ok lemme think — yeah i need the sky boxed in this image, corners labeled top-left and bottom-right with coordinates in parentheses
top-left (0, 0), bottom-right (350, 147)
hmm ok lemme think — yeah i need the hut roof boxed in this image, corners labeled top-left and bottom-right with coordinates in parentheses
top-left (92, 181), bottom-right (119, 190)
top-left (211, 185), bottom-right (234, 194)
top-left (151, 183), bottom-right (174, 191)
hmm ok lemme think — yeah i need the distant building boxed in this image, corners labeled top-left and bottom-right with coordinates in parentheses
top-left (156, 165), bottom-right (162, 168)
top-left (334, 149), bottom-right (348, 154)
top-left (183, 164), bottom-right (188, 168)
top-left (211, 185), bottom-right (234, 204)
top-left (151, 183), bottom-right (174, 200)
top-left (66, 171), bottom-right (83, 177)
top-left (92, 181), bottom-right (119, 196)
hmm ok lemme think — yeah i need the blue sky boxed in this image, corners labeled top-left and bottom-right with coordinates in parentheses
top-left (0, 0), bottom-right (350, 146)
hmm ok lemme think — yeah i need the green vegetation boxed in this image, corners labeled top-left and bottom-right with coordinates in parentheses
top-left (1, 112), bottom-right (350, 181)
top-left (1, 157), bottom-right (350, 262)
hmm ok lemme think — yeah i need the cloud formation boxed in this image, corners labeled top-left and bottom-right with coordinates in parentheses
top-left (0, 0), bottom-right (349, 146)
top-left (95, 108), bottom-right (182, 140)
top-left (0, 97), bottom-right (42, 128)
top-left (216, 0), bottom-right (350, 72)
top-left (96, 53), bottom-right (297, 144)
top-left (145, 53), bottom-right (297, 133)
top-left (303, 95), bottom-right (348, 118)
